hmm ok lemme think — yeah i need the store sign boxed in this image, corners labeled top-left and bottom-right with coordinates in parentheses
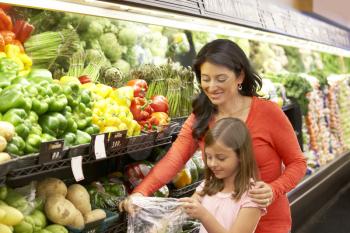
top-left (38, 139), bottom-right (64, 164)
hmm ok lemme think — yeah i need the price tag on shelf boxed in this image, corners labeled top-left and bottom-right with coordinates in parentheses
top-left (94, 134), bottom-right (107, 160)
top-left (38, 139), bottom-right (64, 164)
top-left (108, 130), bottom-right (127, 153)
top-left (71, 156), bottom-right (84, 182)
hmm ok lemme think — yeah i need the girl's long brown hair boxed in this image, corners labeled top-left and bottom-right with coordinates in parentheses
top-left (200, 117), bottom-right (258, 200)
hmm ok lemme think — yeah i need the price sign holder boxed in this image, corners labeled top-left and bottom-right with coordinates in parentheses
top-left (38, 139), bottom-right (64, 164)
top-left (107, 130), bottom-right (127, 155)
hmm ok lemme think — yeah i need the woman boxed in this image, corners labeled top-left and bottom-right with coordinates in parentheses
top-left (121, 39), bottom-right (306, 233)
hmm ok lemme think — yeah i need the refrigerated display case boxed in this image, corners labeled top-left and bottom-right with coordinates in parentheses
top-left (0, 0), bottom-right (349, 232)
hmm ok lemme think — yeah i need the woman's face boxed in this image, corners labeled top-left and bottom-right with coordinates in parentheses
top-left (200, 61), bottom-right (243, 106)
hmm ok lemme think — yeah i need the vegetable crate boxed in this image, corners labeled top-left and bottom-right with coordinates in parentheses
top-left (169, 180), bottom-right (203, 198)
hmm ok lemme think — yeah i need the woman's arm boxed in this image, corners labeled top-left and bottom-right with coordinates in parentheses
top-left (267, 104), bottom-right (307, 200)
top-left (133, 114), bottom-right (199, 196)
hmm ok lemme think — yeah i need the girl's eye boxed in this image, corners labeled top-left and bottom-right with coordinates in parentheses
top-left (217, 78), bottom-right (227, 82)
top-left (201, 77), bottom-right (210, 82)
top-left (217, 157), bottom-right (226, 161)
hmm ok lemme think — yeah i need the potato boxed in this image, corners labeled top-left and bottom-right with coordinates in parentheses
top-left (0, 121), bottom-right (15, 141)
top-left (69, 210), bottom-right (85, 229)
top-left (0, 152), bottom-right (11, 164)
top-left (0, 205), bottom-right (24, 226)
top-left (45, 194), bottom-right (79, 226)
top-left (83, 209), bottom-right (106, 224)
top-left (0, 136), bottom-right (7, 152)
top-left (66, 184), bottom-right (91, 214)
top-left (37, 178), bottom-right (67, 200)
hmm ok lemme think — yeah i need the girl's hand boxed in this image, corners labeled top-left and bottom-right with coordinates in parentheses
top-left (179, 197), bottom-right (207, 220)
top-left (119, 193), bottom-right (144, 215)
top-left (248, 181), bottom-right (273, 208)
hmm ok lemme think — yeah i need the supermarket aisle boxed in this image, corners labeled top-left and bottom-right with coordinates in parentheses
top-left (296, 182), bottom-right (350, 233)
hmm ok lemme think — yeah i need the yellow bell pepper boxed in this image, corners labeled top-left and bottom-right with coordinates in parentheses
top-left (172, 169), bottom-right (192, 189)
top-left (18, 53), bottom-right (32, 70)
top-left (96, 83), bottom-right (113, 99)
top-left (110, 86), bottom-right (134, 107)
top-left (0, 52), bottom-right (6, 58)
top-left (101, 126), bottom-right (119, 133)
top-left (60, 76), bottom-right (81, 85)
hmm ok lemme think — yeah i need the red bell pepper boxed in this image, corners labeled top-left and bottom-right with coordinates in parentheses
top-left (79, 75), bottom-right (91, 84)
top-left (130, 97), bottom-right (153, 121)
top-left (0, 9), bottom-right (12, 31)
top-left (125, 161), bottom-right (153, 188)
top-left (13, 19), bottom-right (34, 43)
top-left (126, 79), bottom-right (148, 98)
top-left (150, 95), bottom-right (169, 113)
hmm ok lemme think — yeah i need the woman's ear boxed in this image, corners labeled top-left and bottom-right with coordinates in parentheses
top-left (238, 70), bottom-right (245, 83)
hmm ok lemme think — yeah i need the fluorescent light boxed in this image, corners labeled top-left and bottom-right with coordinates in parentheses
top-left (4, 0), bottom-right (350, 57)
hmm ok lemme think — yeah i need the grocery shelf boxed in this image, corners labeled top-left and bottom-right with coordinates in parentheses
top-left (288, 151), bottom-right (350, 232)
top-left (6, 135), bottom-right (173, 183)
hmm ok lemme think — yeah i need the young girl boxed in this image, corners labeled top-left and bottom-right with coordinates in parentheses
top-left (180, 117), bottom-right (266, 233)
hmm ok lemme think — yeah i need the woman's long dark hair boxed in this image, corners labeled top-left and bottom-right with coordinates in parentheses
top-left (192, 39), bottom-right (262, 140)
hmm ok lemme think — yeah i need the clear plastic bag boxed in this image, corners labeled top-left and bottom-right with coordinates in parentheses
top-left (127, 197), bottom-right (189, 233)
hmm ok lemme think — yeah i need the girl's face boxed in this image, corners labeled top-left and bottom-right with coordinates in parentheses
top-left (200, 61), bottom-right (243, 106)
top-left (205, 141), bottom-right (240, 182)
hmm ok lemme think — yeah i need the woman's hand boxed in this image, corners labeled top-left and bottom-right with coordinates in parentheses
top-left (248, 181), bottom-right (273, 208)
top-left (179, 197), bottom-right (207, 221)
top-left (118, 192), bottom-right (144, 214)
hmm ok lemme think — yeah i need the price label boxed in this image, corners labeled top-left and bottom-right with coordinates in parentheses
top-left (38, 139), bottom-right (64, 164)
top-left (90, 134), bottom-right (107, 160)
top-left (71, 156), bottom-right (84, 182)
top-left (108, 130), bottom-right (127, 153)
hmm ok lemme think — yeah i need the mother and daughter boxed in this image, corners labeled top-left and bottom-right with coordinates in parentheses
top-left (120, 39), bottom-right (306, 233)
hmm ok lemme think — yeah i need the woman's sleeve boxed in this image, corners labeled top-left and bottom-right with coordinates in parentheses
top-left (268, 105), bottom-right (307, 200)
top-left (133, 114), bottom-right (199, 196)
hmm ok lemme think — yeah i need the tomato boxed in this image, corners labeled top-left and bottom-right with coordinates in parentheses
top-left (150, 95), bottom-right (169, 113)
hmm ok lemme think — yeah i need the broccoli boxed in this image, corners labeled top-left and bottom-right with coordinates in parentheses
top-left (99, 33), bottom-right (122, 62)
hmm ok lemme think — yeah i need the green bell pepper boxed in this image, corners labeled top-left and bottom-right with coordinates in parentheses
top-left (2, 108), bottom-right (31, 139)
top-left (75, 130), bottom-right (91, 145)
top-left (0, 57), bottom-right (20, 87)
top-left (61, 83), bottom-right (80, 108)
top-left (48, 84), bottom-right (68, 112)
top-left (28, 111), bottom-right (39, 124)
top-left (30, 209), bottom-right (47, 231)
top-left (72, 103), bottom-right (92, 130)
top-left (10, 76), bottom-right (30, 86)
top-left (41, 133), bottom-right (56, 142)
top-left (13, 215), bottom-right (35, 233)
top-left (30, 123), bottom-right (42, 135)
top-left (39, 112), bottom-right (67, 138)
top-left (5, 135), bottom-right (25, 156)
top-left (63, 132), bottom-right (76, 147)
top-left (25, 134), bottom-right (42, 154)
top-left (27, 69), bottom-right (53, 84)
top-left (84, 124), bottom-right (100, 135)
top-left (5, 188), bottom-right (31, 214)
top-left (45, 224), bottom-right (68, 233)
top-left (0, 89), bottom-right (26, 113)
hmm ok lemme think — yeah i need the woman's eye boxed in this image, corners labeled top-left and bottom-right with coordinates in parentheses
top-left (201, 77), bottom-right (210, 82)
top-left (218, 157), bottom-right (226, 161)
